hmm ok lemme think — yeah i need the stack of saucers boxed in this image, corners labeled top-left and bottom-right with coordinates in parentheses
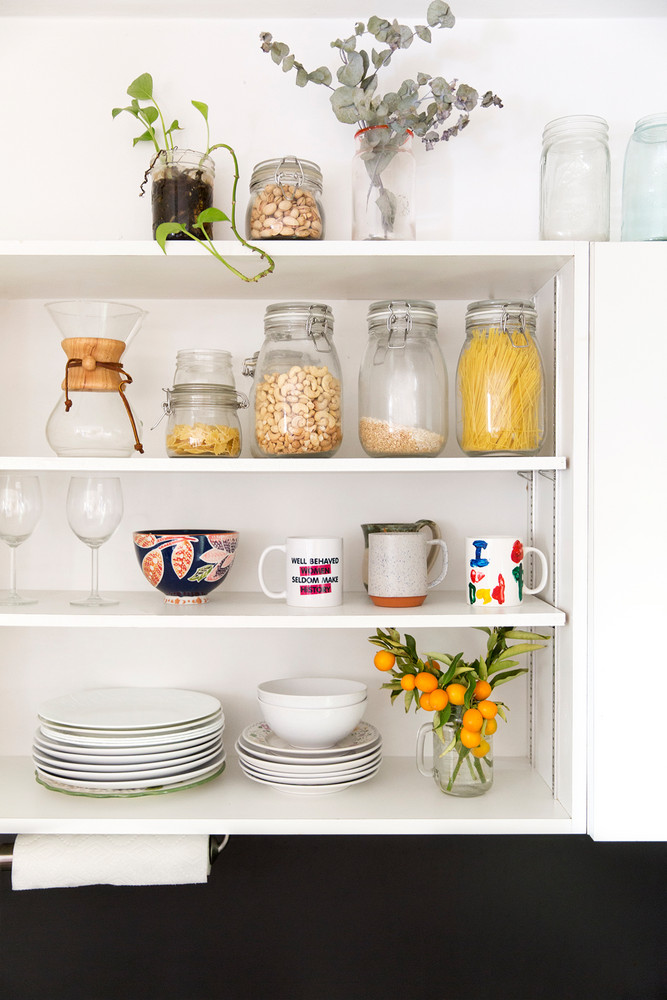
top-left (235, 720), bottom-right (382, 795)
top-left (32, 688), bottom-right (225, 797)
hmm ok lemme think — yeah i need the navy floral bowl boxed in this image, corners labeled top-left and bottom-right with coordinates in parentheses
top-left (133, 530), bottom-right (239, 605)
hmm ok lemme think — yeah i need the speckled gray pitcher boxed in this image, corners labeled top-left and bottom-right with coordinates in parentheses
top-left (367, 531), bottom-right (449, 607)
top-left (360, 520), bottom-right (441, 591)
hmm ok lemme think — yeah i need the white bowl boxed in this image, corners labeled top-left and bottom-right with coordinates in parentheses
top-left (257, 677), bottom-right (367, 708)
top-left (257, 698), bottom-right (367, 749)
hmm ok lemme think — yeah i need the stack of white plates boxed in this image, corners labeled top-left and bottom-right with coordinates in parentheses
top-left (32, 688), bottom-right (226, 797)
top-left (235, 720), bottom-right (382, 795)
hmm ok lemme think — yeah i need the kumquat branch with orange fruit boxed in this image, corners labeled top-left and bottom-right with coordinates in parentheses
top-left (369, 626), bottom-right (551, 795)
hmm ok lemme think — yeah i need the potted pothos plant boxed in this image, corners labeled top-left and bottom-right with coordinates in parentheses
top-left (261, 1), bottom-right (502, 240)
top-left (113, 74), bottom-right (274, 283)
top-left (369, 626), bottom-right (551, 796)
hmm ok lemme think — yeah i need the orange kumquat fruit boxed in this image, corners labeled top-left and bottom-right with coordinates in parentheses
top-left (415, 671), bottom-right (439, 693)
top-left (478, 700), bottom-right (498, 719)
top-left (462, 708), bottom-right (484, 732)
top-left (474, 679), bottom-right (492, 701)
top-left (429, 689), bottom-right (449, 711)
top-left (445, 683), bottom-right (467, 705)
top-left (374, 650), bottom-right (396, 672)
top-left (471, 739), bottom-right (491, 758)
top-left (400, 674), bottom-right (416, 691)
top-left (460, 727), bottom-right (481, 749)
top-left (483, 717), bottom-right (498, 735)
top-left (419, 692), bottom-right (434, 711)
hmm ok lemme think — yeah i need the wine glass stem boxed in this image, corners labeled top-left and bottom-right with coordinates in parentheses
top-left (89, 546), bottom-right (100, 600)
top-left (8, 546), bottom-right (17, 598)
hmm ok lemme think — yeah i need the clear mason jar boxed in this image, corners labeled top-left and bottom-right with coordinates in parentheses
top-left (621, 113), bottom-right (667, 241)
top-left (150, 148), bottom-right (215, 240)
top-left (246, 156), bottom-right (324, 241)
top-left (352, 126), bottom-right (416, 241)
top-left (243, 303), bottom-right (342, 458)
top-left (163, 384), bottom-right (247, 458)
top-left (540, 115), bottom-right (610, 241)
top-left (358, 300), bottom-right (447, 457)
top-left (173, 349), bottom-right (235, 387)
top-left (416, 709), bottom-right (494, 797)
top-left (456, 300), bottom-right (545, 456)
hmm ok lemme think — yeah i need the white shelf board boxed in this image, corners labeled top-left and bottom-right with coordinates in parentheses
top-left (0, 756), bottom-right (573, 836)
top-left (0, 590), bottom-right (566, 628)
top-left (2, 1), bottom-right (663, 18)
top-left (0, 240), bottom-right (577, 301)
top-left (0, 455), bottom-right (568, 474)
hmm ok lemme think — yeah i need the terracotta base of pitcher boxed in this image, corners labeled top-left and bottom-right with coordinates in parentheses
top-left (369, 595), bottom-right (426, 607)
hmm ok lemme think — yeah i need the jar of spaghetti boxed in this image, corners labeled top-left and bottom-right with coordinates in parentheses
top-left (456, 301), bottom-right (545, 456)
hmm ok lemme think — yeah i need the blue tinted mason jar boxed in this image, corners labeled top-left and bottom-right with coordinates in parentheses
top-left (621, 113), bottom-right (667, 241)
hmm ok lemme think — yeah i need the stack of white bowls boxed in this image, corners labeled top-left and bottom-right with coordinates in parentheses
top-left (235, 677), bottom-right (382, 793)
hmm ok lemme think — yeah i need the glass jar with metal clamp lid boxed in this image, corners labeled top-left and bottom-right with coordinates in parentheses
top-left (358, 300), bottom-right (448, 457)
top-left (162, 384), bottom-right (248, 458)
top-left (456, 300), bottom-right (545, 456)
top-left (243, 302), bottom-right (342, 457)
top-left (246, 156), bottom-right (324, 240)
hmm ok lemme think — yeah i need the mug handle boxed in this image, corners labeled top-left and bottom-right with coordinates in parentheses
top-left (522, 547), bottom-right (549, 595)
top-left (415, 519), bottom-right (441, 574)
top-left (426, 539), bottom-right (449, 590)
top-left (257, 544), bottom-right (287, 599)
top-left (416, 722), bottom-right (433, 777)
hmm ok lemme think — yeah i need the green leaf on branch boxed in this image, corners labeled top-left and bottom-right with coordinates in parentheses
top-left (132, 129), bottom-right (156, 146)
top-left (415, 25), bottom-right (432, 43)
top-left (192, 100), bottom-right (209, 121)
top-left (427, 1), bottom-right (455, 28)
top-left (338, 51), bottom-right (365, 87)
top-left (490, 668), bottom-right (529, 688)
top-left (155, 222), bottom-right (186, 252)
top-left (127, 72), bottom-right (154, 101)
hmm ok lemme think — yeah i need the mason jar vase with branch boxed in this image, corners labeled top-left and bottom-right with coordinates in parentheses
top-left (261, 1), bottom-right (502, 239)
top-left (113, 73), bottom-right (274, 284)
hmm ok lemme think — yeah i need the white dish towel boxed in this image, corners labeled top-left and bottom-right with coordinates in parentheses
top-left (11, 834), bottom-right (212, 889)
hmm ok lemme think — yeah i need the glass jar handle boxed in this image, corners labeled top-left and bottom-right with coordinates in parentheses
top-left (416, 722), bottom-right (433, 777)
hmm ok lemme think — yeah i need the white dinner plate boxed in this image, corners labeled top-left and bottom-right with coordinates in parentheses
top-left (33, 730), bottom-right (222, 763)
top-left (35, 750), bottom-right (226, 788)
top-left (33, 740), bottom-right (224, 775)
top-left (37, 688), bottom-right (222, 730)
top-left (235, 741), bottom-right (382, 774)
top-left (239, 721), bottom-right (381, 757)
top-left (35, 759), bottom-right (226, 798)
top-left (238, 757), bottom-right (380, 784)
top-left (39, 720), bottom-right (224, 749)
top-left (238, 767), bottom-right (378, 795)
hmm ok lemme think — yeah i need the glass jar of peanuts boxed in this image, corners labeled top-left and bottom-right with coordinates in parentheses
top-left (246, 156), bottom-right (324, 241)
top-left (244, 303), bottom-right (342, 458)
top-left (358, 300), bottom-right (448, 458)
top-left (164, 384), bottom-right (248, 458)
top-left (456, 300), bottom-right (545, 456)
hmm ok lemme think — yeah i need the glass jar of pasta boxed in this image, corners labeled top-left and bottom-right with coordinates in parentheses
top-left (164, 384), bottom-right (248, 458)
top-left (243, 303), bottom-right (342, 457)
top-left (456, 301), bottom-right (545, 456)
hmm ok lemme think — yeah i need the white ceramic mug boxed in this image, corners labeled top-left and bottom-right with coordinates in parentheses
top-left (258, 536), bottom-right (343, 607)
top-left (368, 531), bottom-right (449, 607)
top-left (465, 535), bottom-right (548, 607)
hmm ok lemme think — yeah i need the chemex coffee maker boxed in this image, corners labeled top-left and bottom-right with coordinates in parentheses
top-left (45, 300), bottom-right (145, 457)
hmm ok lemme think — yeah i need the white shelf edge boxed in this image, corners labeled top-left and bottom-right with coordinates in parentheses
top-left (0, 456), bottom-right (568, 473)
top-left (0, 756), bottom-right (575, 836)
top-left (0, 591), bottom-right (566, 628)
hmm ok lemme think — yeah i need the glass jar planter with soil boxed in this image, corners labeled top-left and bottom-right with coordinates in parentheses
top-left (150, 149), bottom-right (215, 240)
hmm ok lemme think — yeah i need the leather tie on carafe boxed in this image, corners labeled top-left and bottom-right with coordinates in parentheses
top-left (63, 358), bottom-right (144, 454)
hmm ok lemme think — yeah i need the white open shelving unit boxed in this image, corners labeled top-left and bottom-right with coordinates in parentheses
top-left (0, 237), bottom-right (589, 836)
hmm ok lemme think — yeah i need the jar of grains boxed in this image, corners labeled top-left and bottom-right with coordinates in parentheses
top-left (358, 300), bottom-right (448, 457)
top-left (243, 303), bottom-right (342, 457)
top-left (456, 300), bottom-right (545, 456)
top-left (246, 156), bottom-right (324, 241)
top-left (164, 384), bottom-right (248, 458)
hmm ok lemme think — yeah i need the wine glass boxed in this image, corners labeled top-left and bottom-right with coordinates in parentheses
top-left (66, 477), bottom-right (123, 607)
top-left (0, 475), bottom-right (42, 606)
